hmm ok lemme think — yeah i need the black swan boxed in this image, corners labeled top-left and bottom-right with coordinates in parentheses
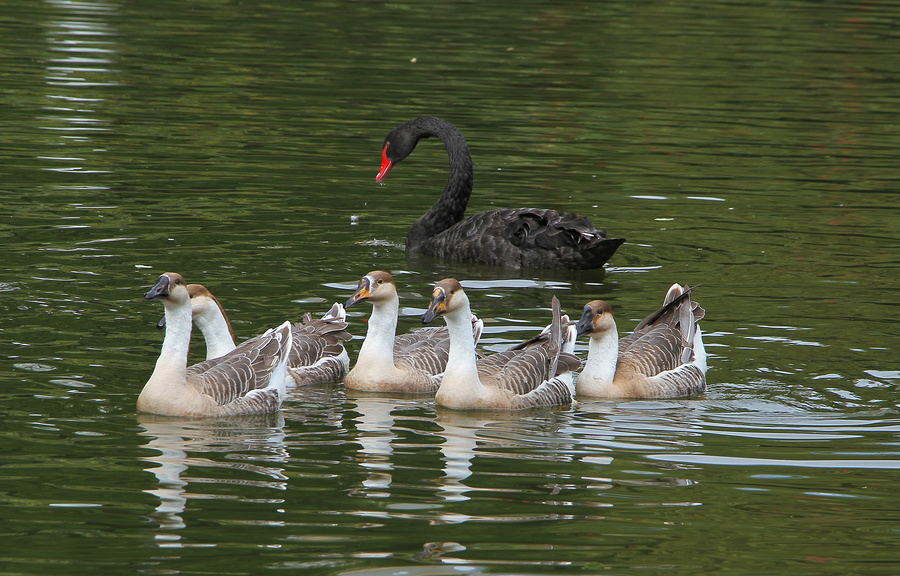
top-left (376, 116), bottom-right (625, 270)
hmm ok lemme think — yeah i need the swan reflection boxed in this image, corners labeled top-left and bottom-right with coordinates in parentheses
top-left (137, 414), bottom-right (288, 546)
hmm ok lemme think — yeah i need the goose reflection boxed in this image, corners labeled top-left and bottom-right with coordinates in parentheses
top-left (433, 409), bottom-right (486, 504)
top-left (137, 414), bottom-right (288, 546)
top-left (347, 394), bottom-right (401, 497)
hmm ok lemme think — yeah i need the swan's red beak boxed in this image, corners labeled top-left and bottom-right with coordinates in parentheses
top-left (376, 144), bottom-right (393, 183)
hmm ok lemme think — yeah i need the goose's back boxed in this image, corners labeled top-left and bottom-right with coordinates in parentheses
top-left (393, 326), bottom-right (452, 376)
top-left (288, 312), bottom-right (351, 368)
top-left (186, 328), bottom-right (288, 413)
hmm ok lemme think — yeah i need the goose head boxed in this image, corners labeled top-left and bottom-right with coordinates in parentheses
top-left (145, 273), bottom-right (190, 306)
top-left (345, 270), bottom-right (398, 308)
top-left (575, 300), bottom-right (616, 337)
top-left (155, 283), bottom-right (231, 333)
top-left (187, 284), bottom-right (222, 318)
top-left (422, 278), bottom-right (466, 324)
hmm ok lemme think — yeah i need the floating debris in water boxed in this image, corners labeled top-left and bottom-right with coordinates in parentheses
top-left (14, 363), bottom-right (57, 372)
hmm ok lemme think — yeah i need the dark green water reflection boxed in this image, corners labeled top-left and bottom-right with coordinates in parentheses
top-left (1, 0), bottom-right (899, 574)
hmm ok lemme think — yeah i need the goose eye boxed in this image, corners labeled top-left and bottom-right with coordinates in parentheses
top-left (377, 279), bottom-right (383, 284)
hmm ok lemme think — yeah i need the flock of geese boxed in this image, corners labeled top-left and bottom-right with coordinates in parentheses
top-left (140, 117), bottom-right (708, 417)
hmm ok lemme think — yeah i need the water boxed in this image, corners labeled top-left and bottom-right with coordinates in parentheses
top-left (1, 0), bottom-right (899, 574)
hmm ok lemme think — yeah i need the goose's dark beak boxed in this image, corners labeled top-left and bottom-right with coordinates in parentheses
top-left (145, 275), bottom-right (171, 301)
top-left (575, 306), bottom-right (595, 337)
top-left (422, 287), bottom-right (447, 324)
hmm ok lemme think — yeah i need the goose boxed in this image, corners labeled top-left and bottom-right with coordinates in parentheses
top-left (575, 284), bottom-right (707, 398)
top-left (376, 116), bottom-right (625, 270)
top-left (162, 284), bottom-right (351, 386)
top-left (422, 278), bottom-right (581, 410)
top-left (343, 270), bottom-right (483, 394)
top-left (140, 273), bottom-right (292, 417)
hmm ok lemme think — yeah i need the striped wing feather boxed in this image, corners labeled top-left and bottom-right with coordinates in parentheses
top-left (186, 328), bottom-right (287, 409)
top-left (393, 326), bottom-right (451, 376)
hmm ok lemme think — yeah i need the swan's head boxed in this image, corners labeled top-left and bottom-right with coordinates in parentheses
top-left (376, 122), bottom-right (422, 183)
top-left (145, 273), bottom-right (190, 306)
top-left (345, 270), bottom-right (397, 308)
top-left (422, 278), bottom-right (466, 324)
top-left (575, 300), bottom-right (616, 338)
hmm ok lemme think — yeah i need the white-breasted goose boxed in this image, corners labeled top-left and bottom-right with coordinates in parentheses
top-left (422, 278), bottom-right (580, 410)
top-left (163, 284), bottom-right (351, 386)
top-left (575, 284), bottom-right (707, 399)
top-left (343, 270), bottom-right (483, 394)
top-left (140, 272), bottom-right (292, 417)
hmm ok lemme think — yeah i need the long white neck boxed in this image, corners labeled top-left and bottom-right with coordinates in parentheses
top-left (356, 296), bottom-right (399, 366)
top-left (577, 328), bottom-right (620, 396)
top-left (439, 293), bottom-right (482, 391)
top-left (194, 307), bottom-right (236, 360)
top-left (149, 300), bottom-right (193, 385)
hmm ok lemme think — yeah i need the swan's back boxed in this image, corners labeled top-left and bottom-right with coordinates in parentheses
top-left (378, 116), bottom-right (625, 271)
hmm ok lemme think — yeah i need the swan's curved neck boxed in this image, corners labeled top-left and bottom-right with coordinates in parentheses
top-left (357, 297), bottom-right (399, 366)
top-left (406, 118), bottom-right (473, 248)
top-left (578, 329), bottom-right (620, 395)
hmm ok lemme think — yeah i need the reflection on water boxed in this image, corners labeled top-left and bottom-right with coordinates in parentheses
top-left (1, 0), bottom-right (899, 573)
top-left (138, 414), bottom-right (288, 547)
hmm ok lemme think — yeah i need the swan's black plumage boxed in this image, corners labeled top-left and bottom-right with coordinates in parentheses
top-left (376, 116), bottom-right (625, 270)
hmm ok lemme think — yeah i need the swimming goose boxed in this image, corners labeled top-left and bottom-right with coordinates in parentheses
top-left (166, 284), bottom-right (351, 386)
top-left (575, 284), bottom-right (707, 398)
top-left (343, 270), bottom-right (483, 394)
top-left (140, 272), bottom-right (292, 417)
top-left (376, 116), bottom-right (625, 270)
top-left (422, 279), bottom-right (581, 410)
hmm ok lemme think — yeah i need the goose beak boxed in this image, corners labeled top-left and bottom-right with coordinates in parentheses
top-left (145, 275), bottom-right (171, 301)
top-left (575, 306), bottom-right (595, 337)
top-left (422, 287), bottom-right (447, 324)
top-left (345, 277), bottom-right (372, 308)
top-left (157, 316), bottom-right (166, 330)
top-left (376, 144), bottom-right (393, 182)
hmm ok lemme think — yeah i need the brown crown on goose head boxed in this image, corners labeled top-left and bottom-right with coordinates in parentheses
top-left (345, 270), bottom-right (397, 308)
top-left (575, 300), bottom-right (616, 337)
top-left (155, 283), bottom-right (233, 338)
top-left (186, 284), bottom-right (235, 341)
top-left (375, 116), bottom-right (626, 270)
